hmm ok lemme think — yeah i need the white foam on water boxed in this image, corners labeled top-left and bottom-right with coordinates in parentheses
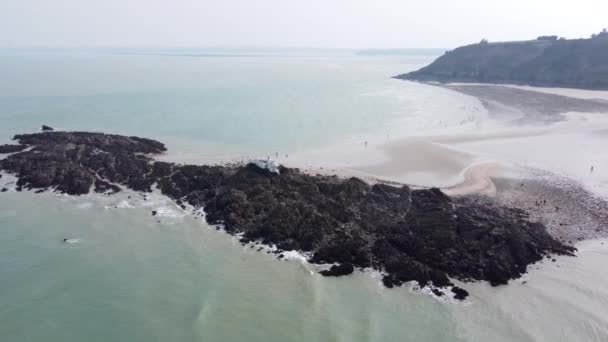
top-left (154, 206), bottom-right (185, 219)
top-left (75, 202), bottom-right (93, 209)
top-left (0, 171), bottom-right (18, 190)
top-left (111, 200), bottom-right (134, 209)
top-left (280, 250), bottom-right (310, 263)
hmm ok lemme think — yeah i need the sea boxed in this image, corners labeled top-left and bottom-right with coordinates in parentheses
top-left (1, 48), bottom-right (607, 342)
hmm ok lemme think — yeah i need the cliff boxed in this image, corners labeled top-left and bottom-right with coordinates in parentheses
top-left (397, 33), bottom-right (608, 90)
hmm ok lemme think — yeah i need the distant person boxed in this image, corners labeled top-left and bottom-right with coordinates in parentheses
top-left (364, 141), bottom-right (368, 148)
top-left (591, 165), bottom-right (594, 174)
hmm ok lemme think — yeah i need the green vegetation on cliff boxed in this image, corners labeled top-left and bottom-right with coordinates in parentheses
top-left (397, 30), bottom-right (608, 90)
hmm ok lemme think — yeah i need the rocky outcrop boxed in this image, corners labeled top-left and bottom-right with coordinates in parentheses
top-left (0, 144), bottom-right (28, 154)
top-left (320, 263), bottom-right (355, 277)
top-left (42, 125), bottom-right (54, 131)
top-left (396, 35), bottom-right (608, 90)
top-left (0, 131), bottom-right (577, 299)
top-left (1, 132), bottom-right (166, 194)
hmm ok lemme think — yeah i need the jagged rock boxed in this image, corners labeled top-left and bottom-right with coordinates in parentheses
top-left (42, 125), bottom-right (54, 131)
top-left (319, 263), bottom-right (355, 277)
top-left (451, 286), bottom-right (469, 300)
top-left (432, 288), bottom-right (444, 297)
top-left (0, 144), bottom-right (28, 154)
top-left (0, 131), bottom-right (577, 300)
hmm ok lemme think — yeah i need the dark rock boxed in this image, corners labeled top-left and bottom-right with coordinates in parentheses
top-left (451, 286), bottom-right (469, 300)
top-left (432, 288), bottom-right (444, 297)
top-left (0, 144), bottom-right (28, 154)
top-left (0, 132), bottom-right (166, 195)
top-left (1, 188), bottom-right (7, 192)
top-left (319, 263), bottom-right (355, 277)
top-left (42, 125), bottom-right (54, 131)
top-left (152, 210), bottom-right (157, 216)
top-left (0, 131), bottom-right (576, 298)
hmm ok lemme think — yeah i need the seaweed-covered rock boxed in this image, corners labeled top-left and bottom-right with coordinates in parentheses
top-left (0, 144), bottom-right (28, 154)
top-left (319, 263), bottom-right (355, 277)
top-left (0, 131), bottom-right (577, 300)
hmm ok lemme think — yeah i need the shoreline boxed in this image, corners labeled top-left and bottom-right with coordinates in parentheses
top-left (130, 82), bottom-right (608, 244)
top-left (1, 130), bottom-right (581, 300)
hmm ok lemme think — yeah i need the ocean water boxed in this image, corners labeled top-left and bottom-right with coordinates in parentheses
top-left (0, 48), bottom-right (479, 155)
top-left (1, 48), bottom-right (607, 341)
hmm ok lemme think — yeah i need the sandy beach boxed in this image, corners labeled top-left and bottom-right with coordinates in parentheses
top-left (333, 84), bottom-right (608, 242)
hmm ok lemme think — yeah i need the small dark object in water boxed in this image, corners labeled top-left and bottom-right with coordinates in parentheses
top-left (451, 286), bottom-right (469, 300)
top-left (62, 238), bottom-right (68, 242)
top-left (1, 188), bottom-right (7, 192)
top-left (42, 125), bottom-right (54, 131)
top-left (152, 210), bottom-right (157, 216)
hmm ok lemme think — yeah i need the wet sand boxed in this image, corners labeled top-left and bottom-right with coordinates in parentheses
top-left (441, 84), bottom-right (608, 124)
top-left (349, 84), bottom-right (608, 242)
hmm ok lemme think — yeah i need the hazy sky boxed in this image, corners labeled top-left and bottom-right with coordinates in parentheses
top-left (1, 0), bottom-right (607, 48)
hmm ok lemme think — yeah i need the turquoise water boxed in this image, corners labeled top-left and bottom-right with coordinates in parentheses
top-left (0, 191), bottom-right (462, 342)
top-left (0, 48), bottom-right (441, 151)
top-left (1, 49), bottom-right (608, 341)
